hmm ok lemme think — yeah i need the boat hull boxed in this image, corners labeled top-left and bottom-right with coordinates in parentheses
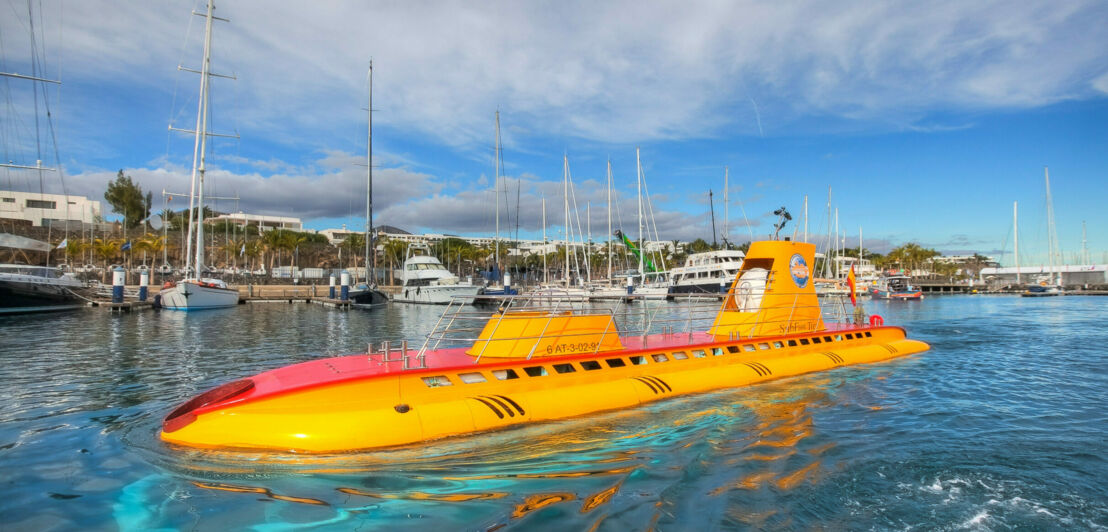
top-left (393, 284), bottom-right (480, 304)
top-left (160, 281), bottom-right (240, 310)
top-left (871, 289), bottom-right (922, 300)
top-left (162, 326), bottom-right (928, 452)
top-left (667, 281), bottom-right (728, 297)
top-left (0, 277), bottom-right (85, 314)
top-left (350, 287), bottom-right (389, 305)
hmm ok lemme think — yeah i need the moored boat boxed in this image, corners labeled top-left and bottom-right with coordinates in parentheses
top-left (667, 249), bottom-right (745, 297)
top-left (0, 264), bottom-right (86, 314)
top-left (394, 243), bottom-right (480, 304)
top-left (161, 238), bottom-right (929, 452)
top-left (871, 275), bottom-right (922, 300)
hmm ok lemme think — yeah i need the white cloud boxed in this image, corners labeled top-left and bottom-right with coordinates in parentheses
top-left (10, 0), bottom-right (1105, 155)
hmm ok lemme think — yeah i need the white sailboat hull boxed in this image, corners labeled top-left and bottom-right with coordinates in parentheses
top-left (393, 284), bottom-right (480, 304)
top-left (160, 280), bottom-right (239, 310)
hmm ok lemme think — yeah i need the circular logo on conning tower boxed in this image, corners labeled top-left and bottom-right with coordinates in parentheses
top-left (789, 253), bottom-right (810, 289)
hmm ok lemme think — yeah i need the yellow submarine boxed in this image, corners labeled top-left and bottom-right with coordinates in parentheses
top-left (161, 239), bottom-right (929, 452)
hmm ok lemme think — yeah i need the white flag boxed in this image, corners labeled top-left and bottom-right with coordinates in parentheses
top-left (56, 238), bottom-right (68, 250)
top-left (240, 243), bottom-right (246, 256)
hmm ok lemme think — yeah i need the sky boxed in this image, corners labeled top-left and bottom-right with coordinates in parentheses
top-left (2, 0), bottom-right (1107, 267)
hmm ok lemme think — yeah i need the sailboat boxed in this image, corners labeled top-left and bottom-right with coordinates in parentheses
top-left (159, 0), bottom-right (239, 311)
top-left (477, 110), bottom-right (517, 301)
top-left (0, 5), bottom-right (87, 314)
top-left (349, 61), bottom-right (388, 306)
top-left (1022, 167), bottom-right (1063, 297)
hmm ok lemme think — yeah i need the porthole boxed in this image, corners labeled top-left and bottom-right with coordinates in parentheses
top-left (524, 366), bottom-right (547, 377)
top-left (581, 360), bottom-right (602, 371)
top-left (606, 358), bottom-right (627, 368)
top-left (553, 363), bottom-right (576, 374)
top-left (458, 372), bottom-right (487, 384)
top-left (630, 355), bottom-right (648, 365)
top-left (651, 353), bottom-right (669, 363)
top-left (493, 369), bottom-right (519, 380)
top-left (421, 375), bottom-right (452, 387)
top-left (672, 351), bottom-right (690, 360)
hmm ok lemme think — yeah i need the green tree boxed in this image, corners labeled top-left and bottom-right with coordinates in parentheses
top-left (103, 170), bottom-right (149, 229)
top-left (686, 238), bottom-right (712, 254)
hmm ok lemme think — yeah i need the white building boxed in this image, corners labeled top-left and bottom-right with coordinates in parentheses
top-left (0, 189), bottom-right (102, 228)
top-left (979, 265), bottom-right (1107, 286)
top-left (211, 211), bottom-right (302, 231)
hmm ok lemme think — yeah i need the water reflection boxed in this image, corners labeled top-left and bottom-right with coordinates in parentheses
top-left (5, 298), bottom-right (1105, 529)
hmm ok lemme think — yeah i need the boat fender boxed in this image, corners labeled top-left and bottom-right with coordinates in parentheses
top-left (394, 404), bottom-right (411, 413)
top-left (869, 314), bottom-right (884, 326)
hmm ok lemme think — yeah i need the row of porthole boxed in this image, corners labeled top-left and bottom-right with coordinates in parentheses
top-left (420, 330), bottom-right (875, 388)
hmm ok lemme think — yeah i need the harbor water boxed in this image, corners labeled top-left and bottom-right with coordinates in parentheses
top-left (1, 296), bottom-right (1105, 530)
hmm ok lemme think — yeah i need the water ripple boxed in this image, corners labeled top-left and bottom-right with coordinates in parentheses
top-left (1, 296), bottom-right (1106, 529)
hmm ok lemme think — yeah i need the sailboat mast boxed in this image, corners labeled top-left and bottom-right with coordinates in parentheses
top-left (1045, 167), bottom-right (1057, 284)
top-left (803, 195), bottom-right (808, 243)
top-left (834, 208), bottom-right (839, 279)
top-left (724, 167), bottom-right (729, 245)
top-left (636, 148), bottom-right (644, 283)
top-left (607, 160), bottom-right (612, 282)
top-left (365, 61), bottom-right (374, 282)
top-left (192, 0), bottom-right (216, 276)
top-left (494, 111), bottom-right (501, 276)
top-left (1014, 201), bottom-right (1021, 284)
top-left (182, 1), bottom-right (216, 276)
top-left (1082, 221), bottom-right (1089, 265)
top-left (564, 154), bottom-right (570, 288)
top-left (542, 195), bottom-right (548, 285)
top-left (709, 190), bottom-right (717, 248)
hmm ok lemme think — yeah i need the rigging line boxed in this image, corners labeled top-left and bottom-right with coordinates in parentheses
top-left (734, 186), bottom-right (754, 242)
top-left (639, 165), bottom-right (666, 271)
top-left (166, 0), bottom-right (200, 168)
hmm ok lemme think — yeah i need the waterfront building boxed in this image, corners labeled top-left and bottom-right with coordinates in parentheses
top-left (979, 265), bottom-right (1107, 286)
top-left (0, 189), bottom-right (102, 229)
top-left (211, 211), bottom-right (302, 231)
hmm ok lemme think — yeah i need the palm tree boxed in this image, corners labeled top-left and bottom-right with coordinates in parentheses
top-left (133, 234), bottom-right (165, 266)
top-left (63, 238), bottom-right (91, 265)
top-left (381, 238), bottom-right (409, 285)
top-left (261, 230), bottom-right (285, 271)
top-left (92, 238), bottom-right (122, 271)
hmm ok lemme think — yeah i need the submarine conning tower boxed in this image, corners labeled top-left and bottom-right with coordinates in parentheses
top-left (708, 240), bottom-right (824, 339)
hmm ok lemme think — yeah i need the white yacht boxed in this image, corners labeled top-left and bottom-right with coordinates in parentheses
top-left (394, 244), bottom-right (480, 304)
top-left (667, 249), bottom-right (745, 297)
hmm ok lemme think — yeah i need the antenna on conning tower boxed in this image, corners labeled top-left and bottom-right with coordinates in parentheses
top-left (772, 207), bottom-right (792, 240)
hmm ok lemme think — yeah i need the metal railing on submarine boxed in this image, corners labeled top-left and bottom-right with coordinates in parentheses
top-left (365, 272), bottom-right (867, 370)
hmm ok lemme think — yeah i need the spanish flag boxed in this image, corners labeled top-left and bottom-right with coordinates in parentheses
top-left (847, 263), bottom-right (857, 306)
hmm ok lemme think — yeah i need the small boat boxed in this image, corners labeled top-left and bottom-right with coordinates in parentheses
top-left (870, 275), bottom-right (922, 300)
top-left (159, 278), bottom-right (239, 310)
top-left (667, 249), bottom-right (745, 297)
top-left (161, 238), bottom-right (930, 452)
top-left (1021, 283), bottom-right (1062, 297)
top-left (0, 264), bottom-right (86, 314)
top-left (393, 243), bottom-right (481, 304)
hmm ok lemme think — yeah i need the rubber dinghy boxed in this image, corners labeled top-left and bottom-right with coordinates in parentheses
top-left (162, 239), bottom-right (929, 452)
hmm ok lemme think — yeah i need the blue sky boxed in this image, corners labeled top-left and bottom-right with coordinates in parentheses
top-left (2, 0), bottom-right (1106, 266)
